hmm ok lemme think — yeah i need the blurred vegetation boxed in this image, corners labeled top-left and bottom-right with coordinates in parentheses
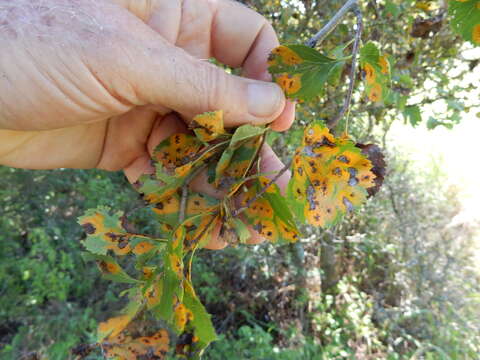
top-left (1, 0), bottom-right (480, 359)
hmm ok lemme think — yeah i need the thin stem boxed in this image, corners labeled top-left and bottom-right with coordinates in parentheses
top-left (306, 0), bottom-right (359, 48)
top-left (179, 185), bottom-right (188, 224)
top-left (129, 234), bottom-right (169, 243)
top-left (232, 159), bottom-right (292, 217)
top-left (331, 5), bottom-right (363, 132)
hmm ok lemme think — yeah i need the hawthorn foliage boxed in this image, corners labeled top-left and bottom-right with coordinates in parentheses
top-left (77, 1), bottom-right (479, 358)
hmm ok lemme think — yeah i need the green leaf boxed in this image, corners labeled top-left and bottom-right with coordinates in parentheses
top-left (229, 125), bottom-right (266, 149)
top-left (83, 253), bottom-right (139, 284)
top-left (268, 44), bottom-right (343, 101)
top-left (183, 281), bottom-right (217, 350)
top-left (448, 0), bottom-right (480, 45)
top-left (83, 235), bottom-right (109, 255)
top-left (403, 105), bottom-right (422, 127)
top-left (157, 227), bottom-right (185, 324)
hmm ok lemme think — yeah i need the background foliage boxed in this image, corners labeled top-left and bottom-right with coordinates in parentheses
top-left (1, 0), bottom-right (479, 359)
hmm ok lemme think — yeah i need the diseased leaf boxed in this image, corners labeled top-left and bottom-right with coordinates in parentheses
top-left (101, 328), bottom-right (170, 360)
top-left (190, 110), bottom-right (229, 143)
top-left (78, 206), bottom-right (131, 255)
top-left (98, 315), bottom-right (132, 342)
top-left (217, 136), bottom-right (263, 192)
top-left (242, 177), bottom-right (300, 244)
top-left (82, 253), bottom-right (139, 284)
top-left (98, 300), bottom-right (143, 342)
top-left (231, 218), bottom-right (251, 244)
top-left (360, 42), bottom-right (391, 103)
top-left (288, 121), bottom-right (377, 228)
top-left (157, 226), bottom-right (186, 324)
top-left (268, 44), bottom-right (344, 101)
top-left (180, 281), bottom-right (217, 355)
top-left (449, 0), bottom-right (480, 45)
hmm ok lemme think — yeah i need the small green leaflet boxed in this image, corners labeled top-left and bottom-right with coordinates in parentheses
top-left (448, 0), bottom-right (480, 45)
top-left (268, 44), bottom-right (344, 101)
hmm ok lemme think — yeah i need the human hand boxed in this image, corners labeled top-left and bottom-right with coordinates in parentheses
top-left (0, 0), bottom-right (294, 248)
top-left (0, 0), bottom-right (294, 170)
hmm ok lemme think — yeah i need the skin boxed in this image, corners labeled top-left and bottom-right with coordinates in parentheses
top-left (0, 0), bottom-right (294, 249)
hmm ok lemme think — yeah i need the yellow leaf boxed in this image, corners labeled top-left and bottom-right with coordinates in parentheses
top-left (98, 315), bottom-right (132, 341)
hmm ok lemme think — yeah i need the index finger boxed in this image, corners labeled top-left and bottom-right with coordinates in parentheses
top-left (211, 0), bottom-right (296, 131)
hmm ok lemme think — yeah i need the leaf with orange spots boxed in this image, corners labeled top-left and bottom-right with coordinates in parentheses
top-left (135, 133), bottom-right (211, 205)
top-left (190, 110), bottom-right (229, 143)
top-left (360, 42), bottom-right (391, 103)
top-left (449, 0), bottom-right (480, 45)
top-left (215, 135), bottom-right (263, 191)
top-left (98, 300), bottom-right (143, 342)
top-left (175, 280), bottom-right (216, 357)
top-left (78, 206), bottom-right (132, 256)
top-left (83, 253), bottom-right (139, 284)
top-left (241, 178), bottom-right (300, 244)
top-left (100, 327), bottom-right (170, 360)
top-left (268, 44), bottom-right (344, 101)
top-left (157, 226), bottom-right (186, 325)
top-left (287, 121), bottom-right (378, 229)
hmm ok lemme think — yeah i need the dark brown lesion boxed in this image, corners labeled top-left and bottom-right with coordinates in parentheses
top-left (82, 223), bottom-right (96, 234)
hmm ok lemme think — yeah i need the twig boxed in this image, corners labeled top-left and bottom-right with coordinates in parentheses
top-left (330, 5), bottom-right (363, 131)
top-left (232, 159), bottom-right (292, 217)
top-left (179, 186), bottom-right (189, 224)
top-left (306, 0), bottom-right (359, 48)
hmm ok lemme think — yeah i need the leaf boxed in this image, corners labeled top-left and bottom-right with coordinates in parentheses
top-left (448, 0), bottom-right (480, 45)
top-left (268, 44), bottom-right (344, 101)
top-left (229, 124), bottom-right (267, 148)
top-left (216, 136), bottom-right (263, 191)
top-left (179, 281), bottom-right (217, 356)
top-left (100, 328), bottom-right (170, 360)
top-left (157, 226), bottom-right (185, 324)
top-left (78, 206), bottom-right (131, 256)
top-left (98, 315), bottom-right (133, 342)
top-left (190, 110), bottom-right (229, 143)
top-left (231, 218), bottom-right (251, 244)
top-left (98, 300), bottom-right (143, 342)
top-left (287, 121), bottom-right (377, 229)
top-left (82, 253), bottom-right (139, 284)
top-left (241, 177), bottom-right (300, 244)
top-left (403, 105), bottom-right (422, 126)
top-left (135, 132), bottom-right (228, 208)
top-left (360, 42), bottom-right (391, 103)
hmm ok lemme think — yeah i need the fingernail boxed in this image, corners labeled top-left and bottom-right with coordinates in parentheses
top-left (247, 82), bottom-right (283, 119)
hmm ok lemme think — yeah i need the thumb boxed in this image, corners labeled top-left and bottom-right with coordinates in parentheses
top-left (100, 25), bottom-right (285, 127)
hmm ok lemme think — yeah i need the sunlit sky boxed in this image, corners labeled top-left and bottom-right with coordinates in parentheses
top-left (387, 46), bottom-right (480, 268)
